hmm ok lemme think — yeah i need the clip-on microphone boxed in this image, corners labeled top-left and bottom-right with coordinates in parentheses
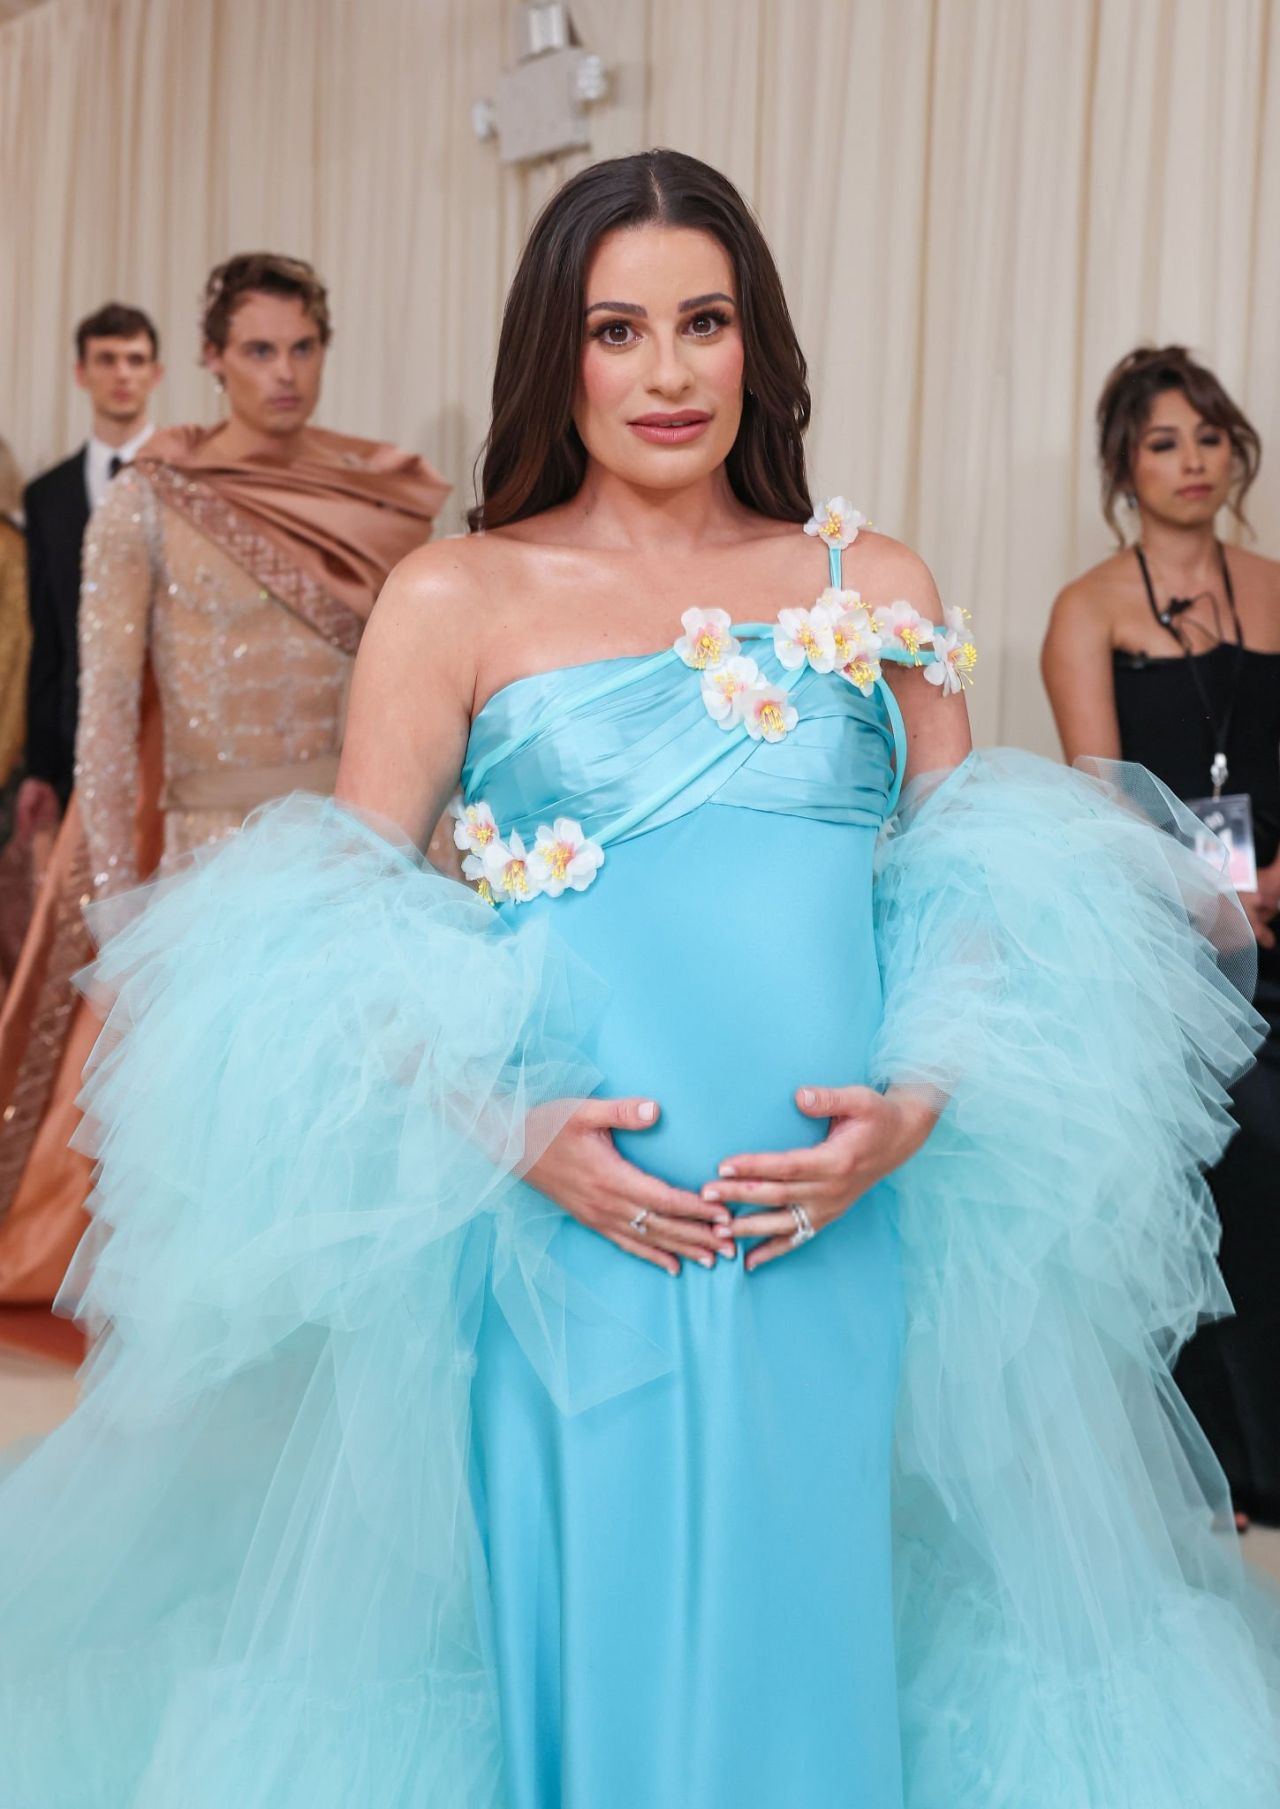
top-left (1158, 596), bottom-right (1195, 628)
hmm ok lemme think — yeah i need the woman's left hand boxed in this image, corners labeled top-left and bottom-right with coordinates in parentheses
top-left (704, 1084), bottom-right (939, 1272)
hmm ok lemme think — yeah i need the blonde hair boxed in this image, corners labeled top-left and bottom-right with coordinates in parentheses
top-left (0, 437), bottom-right (22, 520)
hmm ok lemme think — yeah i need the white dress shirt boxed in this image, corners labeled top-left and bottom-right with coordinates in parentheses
top-left (85, 422), bottom-right (155, 513)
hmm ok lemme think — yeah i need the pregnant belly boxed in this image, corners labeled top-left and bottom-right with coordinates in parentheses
top-left (509, 805), bottom-right (882, 1192)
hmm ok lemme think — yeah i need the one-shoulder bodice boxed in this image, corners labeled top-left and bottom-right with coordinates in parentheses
top-left (462, 622), bottom-right (899, 860)
top-left (455, 513), bottom-right (975, 904)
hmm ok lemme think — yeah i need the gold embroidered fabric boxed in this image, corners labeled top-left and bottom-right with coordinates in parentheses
top-left (0, 799), bottom-right (92, 1227)
top-left (76, 468), bottom-right (358, 896)
top-left (0, 518), bottom-right (29, 787)
top-left (142, 464), bottom-right (362, 657)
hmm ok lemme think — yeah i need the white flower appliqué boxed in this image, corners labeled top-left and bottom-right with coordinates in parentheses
top-left (803, 496), bottom-right (869, 551)
top-left (700, 654), bottom-right (762, 728)
top-left (814, 590), bottom-right (883, 696)
top-left (741, 683), bottom-right (799, 744)
top-left (879, 600), bottom-right (936, 665)
top-left (527, 819), bottom-right (605, 897)
top-left (673, 607), bottom-right (740, 671)
top-left (456, 801), bottom-right (604, 904)
top-left (480, 831), bottom-right (538, 903)
top-left (773, 604), bottom-right (838, 674)
top-left (924, 605), bottom-right (979, 695)
top-left (450, 795), bottom-right (501, 857)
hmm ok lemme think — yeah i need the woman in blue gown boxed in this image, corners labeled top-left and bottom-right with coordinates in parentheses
top-left (1, 148), bottom-right (1278, 1807)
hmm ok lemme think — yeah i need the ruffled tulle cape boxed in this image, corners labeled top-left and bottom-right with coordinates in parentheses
top-left (0, 799), bottom-right (621, 1808)
top-left (0, 758), bottom-right (1277, 1805)
top-left (874, 752), bottom-right (1280, 1806)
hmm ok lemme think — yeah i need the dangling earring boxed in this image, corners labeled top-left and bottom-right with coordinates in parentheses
top-left (1125, 491), bottom-right (1138, 511)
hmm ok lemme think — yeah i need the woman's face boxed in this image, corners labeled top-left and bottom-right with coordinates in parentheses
top-left (1129, 387), bottom-right (1234, 529)
top-left (574, 225), bottom-right (746, 492)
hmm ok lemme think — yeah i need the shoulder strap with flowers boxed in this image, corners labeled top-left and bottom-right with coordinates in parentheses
top-left (674, 497), bottom-right (978, 817)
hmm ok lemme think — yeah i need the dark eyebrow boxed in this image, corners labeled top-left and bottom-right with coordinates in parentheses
top-left (583, 291), bottom-right (737, 319)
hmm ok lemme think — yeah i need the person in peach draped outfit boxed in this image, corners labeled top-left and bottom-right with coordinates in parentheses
top-left (0, 252), bottom-right (448, 1306)
top-left (0, 434), bottom-right (31, 992)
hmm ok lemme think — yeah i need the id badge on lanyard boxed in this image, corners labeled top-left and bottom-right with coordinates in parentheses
top-left (1131, 547), bottom-right (1254, 893)
top-left (1185, 790), bottom-right (1258, 893)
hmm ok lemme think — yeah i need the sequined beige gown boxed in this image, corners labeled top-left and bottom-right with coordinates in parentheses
top-left (0, 467), bottom-right (364, 1302)
top-left (78, 465), bottom-right (357, 896)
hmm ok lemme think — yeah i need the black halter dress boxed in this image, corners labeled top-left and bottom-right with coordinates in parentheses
top-left (1113, 562), bottom-right (1280, 1523)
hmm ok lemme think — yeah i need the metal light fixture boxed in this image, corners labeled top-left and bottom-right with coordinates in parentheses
top-left (472, 4), bottom-right (611, 165)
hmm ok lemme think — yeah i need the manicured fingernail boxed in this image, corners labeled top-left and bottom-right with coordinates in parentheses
top-left (713, 1209), bottom-right (731, 1225)
top-left (703, 1185), bottom-right (721, 1202)
top-left (799, 1088), bottom-right (816, 1107)
top-left (718, 1163), bottom-right (737, 1179)
top-left (638, 1100), bottom-right (657, 1123)
top-left (718, 1243), bottom-right (737, 1260)
top-left (699, 1255), bottom-right (713, 1269)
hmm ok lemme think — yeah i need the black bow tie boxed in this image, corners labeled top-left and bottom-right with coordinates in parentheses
top-left (108, 455), bottom-right (124, 479)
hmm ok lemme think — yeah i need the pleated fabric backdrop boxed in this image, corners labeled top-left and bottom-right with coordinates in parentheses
top-left (1, 0), bottom-right (1277, 751)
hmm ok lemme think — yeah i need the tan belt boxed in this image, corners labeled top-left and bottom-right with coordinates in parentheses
top-left (161, 755), bottom-right (340, 813)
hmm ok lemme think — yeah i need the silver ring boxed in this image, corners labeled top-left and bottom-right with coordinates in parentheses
top-left (789, 1204), bottom-right (816, 1247)
top-left (628, 1209), bottom-right (651, 1236)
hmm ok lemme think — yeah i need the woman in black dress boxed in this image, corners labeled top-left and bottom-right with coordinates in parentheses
top-left (1043, 344), bottom-right (1280, 1528)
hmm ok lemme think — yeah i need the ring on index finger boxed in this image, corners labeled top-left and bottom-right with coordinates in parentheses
top-left (628, 1209), bottom-right (651, 1236)
top-left (788, 1204), bottom-right (816, 1247)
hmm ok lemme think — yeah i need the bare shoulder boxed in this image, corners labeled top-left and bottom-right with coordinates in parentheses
top-left (1229, 542), bottom-right (1280, 593)
top-left (1049, 551), bottom-right (1132, 634)
top-left (362, 534), bottom-right (504, 662)
top-left (841, 530), bottom-right (943, 620)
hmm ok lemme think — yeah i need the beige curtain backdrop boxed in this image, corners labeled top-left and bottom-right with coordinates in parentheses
top-left (1, 0), bottom-right (1277, 751)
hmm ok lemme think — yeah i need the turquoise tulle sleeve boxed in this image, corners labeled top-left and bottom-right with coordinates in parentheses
top-left (873, 750), bottom-right (1280, 1807)
top-left (68, 794), bottom-right (607, 1393)
top-left (0, 795), bottom-right (652, 1809)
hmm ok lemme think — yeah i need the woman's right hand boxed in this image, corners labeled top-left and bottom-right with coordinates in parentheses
top-left (526, 1097), bottom-right (736, 1275)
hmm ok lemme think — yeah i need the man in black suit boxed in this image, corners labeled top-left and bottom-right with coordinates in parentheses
top-left (15, 302), bottom-right (163, 839)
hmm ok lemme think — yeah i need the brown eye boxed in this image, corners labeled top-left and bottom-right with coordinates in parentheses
top-left (593, 321), bottom-right (635, 347)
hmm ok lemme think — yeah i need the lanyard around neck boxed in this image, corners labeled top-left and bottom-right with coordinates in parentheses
top-left (1133, 541), bottom-right (1244, 797)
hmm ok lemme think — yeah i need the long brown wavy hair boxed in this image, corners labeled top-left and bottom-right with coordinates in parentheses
top-left (469, 149), bottom-right (812, 532)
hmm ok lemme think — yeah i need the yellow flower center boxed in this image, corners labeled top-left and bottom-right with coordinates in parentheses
top-left (758, 701), bottom-right (786, 736)
top-left (943, 640), bottom-right (977, 687)
top-left (543, 841), bottom-right (574, 882)
top-left (715, 669), bottom-right (739, 697)
top-left (469, 816), bottom-right (495, 846)
top-left (799, 625), bottom-right (819, 653)
top-left (693, 630), bottom-right (722, 668)
top-left (476, 878), bottom-right (496, 905)
top-left (846, 658), bottom-right (875, 688)
top-left (833, 629), bottom-right (849, 657)
top-left (901, 627), bottom-right (921, 656)
top-left (504, 859), bottom-right (529, 896)
top-left (823, 509), bottom-right (842, 540)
